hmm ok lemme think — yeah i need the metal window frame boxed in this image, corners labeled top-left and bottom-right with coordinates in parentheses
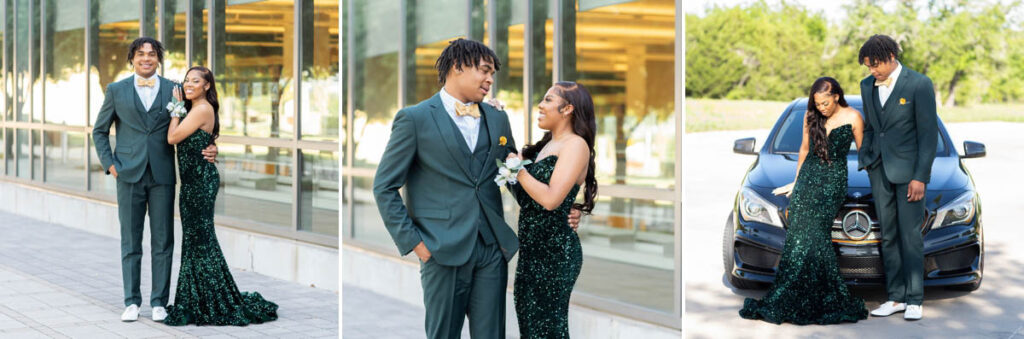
top-left (0, 0), bottom-right (340, 248)
top-left (340, 0), bottom-right (683, 329)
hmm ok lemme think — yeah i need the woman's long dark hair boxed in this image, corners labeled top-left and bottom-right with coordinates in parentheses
top-left (522, 82), bottom-right (598, 214)
top-left (806, 77), bottom-right (847, 162)
top-left (182, 66), bottom-right (220, 145)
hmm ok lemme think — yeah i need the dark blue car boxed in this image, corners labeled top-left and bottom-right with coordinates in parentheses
top-left (724, 96), bottom-right (985, 291)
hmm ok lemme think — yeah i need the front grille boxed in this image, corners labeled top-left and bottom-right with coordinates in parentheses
top-left (831, 206), bottom-right (881, 243)
top-left (838, 256), bottom-right (884, 277)
top-left (934, 246), bottom-right (980, 272)
top-left (736, 242), bottom-right (779, 270)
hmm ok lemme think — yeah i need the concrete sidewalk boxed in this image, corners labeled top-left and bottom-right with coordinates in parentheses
top-left (0, 211), bottom-right (338, 338)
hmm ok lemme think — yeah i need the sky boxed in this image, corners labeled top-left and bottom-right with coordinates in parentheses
top-left (684, 0), bottom-right (1024, 26)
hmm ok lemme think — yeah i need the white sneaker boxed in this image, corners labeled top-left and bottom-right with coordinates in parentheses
top-left (152, 306), bottom-right (168, 322)
top-left (904, 304), bottom-right (922, 320)
top-left (870, 301), bottom-right (906, 317)
top-left (121, 304), bottom-right (140, 322)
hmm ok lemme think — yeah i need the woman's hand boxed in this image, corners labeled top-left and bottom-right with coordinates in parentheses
top-left (486, 97), bottom-right (506, 111)
top-left (173, 84), bottom-right (183, 102)
top-left (506, 152), bottom-right (522, 162)
top-left (772, 182), bottom-right (795, 197)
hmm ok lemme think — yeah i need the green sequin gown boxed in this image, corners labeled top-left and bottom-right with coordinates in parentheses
top-left (739, 124), bottom-right (868, 324)
top-left (164, 129), bottom-right (279, 326)
top-left (508, 156), bottom-right (583, 338)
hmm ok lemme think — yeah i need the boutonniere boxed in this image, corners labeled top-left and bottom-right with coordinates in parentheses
top-left (499, 136), bottom-right (507, 146)
top-left (899, 98), bottom-right (907, 105)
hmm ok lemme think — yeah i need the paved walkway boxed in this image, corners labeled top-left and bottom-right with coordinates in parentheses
top-left (342, 284), bottom-right (472, 339)
top-left (0, 211), bottom-right (338, 338)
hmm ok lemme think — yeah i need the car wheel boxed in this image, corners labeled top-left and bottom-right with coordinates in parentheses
top-left (723, 212), bottom-right (762, 290)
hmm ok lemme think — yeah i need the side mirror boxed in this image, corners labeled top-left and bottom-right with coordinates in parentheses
top-left (733, 137), bottom-right (757, 155)
top-left (962, 141), bottom-right (985, 159)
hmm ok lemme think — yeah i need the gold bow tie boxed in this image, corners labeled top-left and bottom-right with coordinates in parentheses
top-left (454, 103), bottom-right (480, 118)
top-left (874, 76), bottom-right (893, 87)
top-left (137, 78), bottom-right (156, 87)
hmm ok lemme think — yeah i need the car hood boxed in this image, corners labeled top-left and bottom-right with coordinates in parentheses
top-left (746, 153), bottom-right (969, 191)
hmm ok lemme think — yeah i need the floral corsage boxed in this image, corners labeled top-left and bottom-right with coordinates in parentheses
top-left (167, 98), bottom-right (187, 118)
top-left (494, 157), bottom-right (532, 186)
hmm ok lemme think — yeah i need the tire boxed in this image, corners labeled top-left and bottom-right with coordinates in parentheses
top-left (723, 212), bottom-right (763, 290)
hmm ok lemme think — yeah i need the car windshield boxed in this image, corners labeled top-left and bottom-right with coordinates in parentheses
top-left (771, 103), bottom-right (946, 155)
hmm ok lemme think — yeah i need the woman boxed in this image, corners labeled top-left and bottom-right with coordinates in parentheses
top-left (506, 81), bottom-right (597, 338)
top-left (164, 66), bottom-right (278, 326)
top-left (739, 77), bottom-right (869, 324)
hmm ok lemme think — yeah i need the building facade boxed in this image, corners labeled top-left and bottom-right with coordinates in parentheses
top-left (0, 0), bottom-right (339, 290)
top-left (342, 0), bottom-right (681, 333)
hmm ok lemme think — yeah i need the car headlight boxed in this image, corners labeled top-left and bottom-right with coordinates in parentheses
top-left (932, 191), bottom-right (976, 229)
top-left (738, 187), bottom-right (783, 227)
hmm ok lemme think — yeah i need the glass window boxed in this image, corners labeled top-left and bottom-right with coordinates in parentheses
top-left (159, 0), bottom-right (189, 78)
top-left (30, 0), bottom-right (41, 123)
top-left (577, 196), bottom-right (675, 312)
top-left (301, 0), bottom-right (339, 141)
top-left (413, 0), bottom-right (466, 104)
top-left (576, 0), bottom-right (675, 189)
top-left (31, 128), bottom-right (39, 179)
top-left (484, 0), bottom-right (527, 151)
top-left (88, 132), bottom-right (116, 198)
top-left (350, 0), bottom-right (398, 170)
top-left (14, 0), bottom-right (27, 122)
top-left (350, 175), bottom-right (391, 246)
top-left (44, 0), bottom-right (87, 126)
top-left (217, 143), bottom-right (293, 228)
top-left (89, 0), bottom-right (139, 122)
top-left (4, 129), bottom-right (13, 176)
top-left (44, 131), bottom-right (85, 190)
top-left (220, 0), bottom-right (294, 139)
top-left (16, 128), bottom-right (27, 177)
top-left (299, 149), bottom-right (339, 236)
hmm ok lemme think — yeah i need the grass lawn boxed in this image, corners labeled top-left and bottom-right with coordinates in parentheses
top-left (686, 98), bottom-right (1024, 133)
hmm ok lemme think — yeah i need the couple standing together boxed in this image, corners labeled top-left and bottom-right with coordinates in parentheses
top-left (373, 39), bottom-right (598, 338)
top-left (92, 37), bottom-right (277, 325)
top-left (740, 34), bottom-right (938, 324)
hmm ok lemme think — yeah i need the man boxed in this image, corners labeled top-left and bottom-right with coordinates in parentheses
top-left (92, 37), bottom-right (217, 322)
top-left (857, 34), bottom-right (937, 321)
top-left (373, 38), bottom-right (579, 338)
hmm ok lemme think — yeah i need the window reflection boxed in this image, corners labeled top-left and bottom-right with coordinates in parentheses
top-left (576, 196), bottom-right (675, 312)
top-left (300, 149), bottom-right (339, 236)
top-left (89, 0), bottom-right (139, 122)
top-left (221, 0), bottom-right (294, 139)
top-left (350, 0), bottom-right (398, 170)
top-left (216, 143), bottom-right (293, 228)
top-left (301, 0), bottom-right (339, 141)
top-left (44, 131), bottom-right (85, 190)
top-left (45, 0), bottom-right (87, 126)
top-left (576, 0), bottom-right (675, 189)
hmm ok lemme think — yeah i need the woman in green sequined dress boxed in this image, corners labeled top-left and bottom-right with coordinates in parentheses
top-left (164, 66), bottom-right (278, 326)
top-left (739, 77), bottom-right (869, 324)
top-left (505, 82), bottom-right (598, 338)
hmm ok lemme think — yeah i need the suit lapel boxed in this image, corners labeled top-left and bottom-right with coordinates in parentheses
top-left (478, 104), bottom-right (502, 184)
top-left (427, 94), bottom-right (474, 181)
top-left (881, 66), bottom-right (911, 125)
top-left (151, 77), bottom-right (170, 123)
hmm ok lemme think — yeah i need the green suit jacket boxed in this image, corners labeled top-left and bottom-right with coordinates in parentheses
top-left (373, 94), bottom-right (520, 266)
top-left (857, 66), bottom-right (938, 184)
top-left (93, 75), bottom-right (177, 185)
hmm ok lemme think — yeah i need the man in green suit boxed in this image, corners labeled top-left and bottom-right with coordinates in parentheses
top-left (93, 37), bottom-right (217, 323)
top-left (857, 35), bottom-right (937, 321)
top-left (373, 39), bottom-right (579, 339)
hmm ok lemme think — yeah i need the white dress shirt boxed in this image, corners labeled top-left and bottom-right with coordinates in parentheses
top-left (439, 88), bottom-right (481, 151)
top-left (878, 62), bottom-right (902, 107)
top-left (134, 73), bottom-right (161, 111)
